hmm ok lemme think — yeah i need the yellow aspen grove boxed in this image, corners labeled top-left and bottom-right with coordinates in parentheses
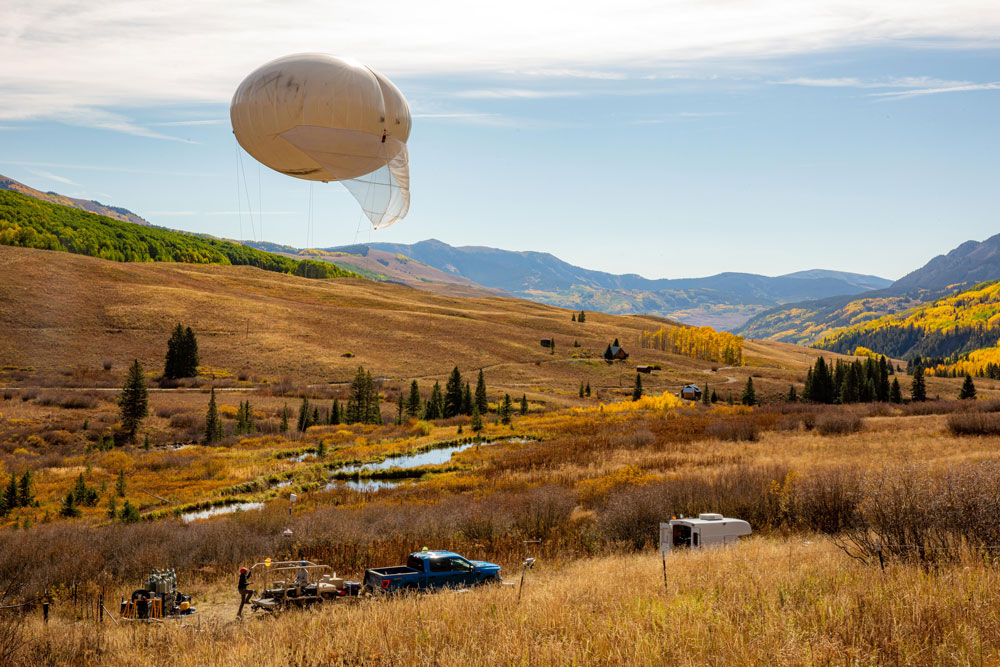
top-left (639, 326), bottom-right (744, 365)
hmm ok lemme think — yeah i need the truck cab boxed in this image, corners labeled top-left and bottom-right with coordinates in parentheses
top-left (661, 514), bottom-right (751, 551)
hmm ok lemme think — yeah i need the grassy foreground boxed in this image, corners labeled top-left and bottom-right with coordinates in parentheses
top-left (17, 537), bottom-right (999, 666)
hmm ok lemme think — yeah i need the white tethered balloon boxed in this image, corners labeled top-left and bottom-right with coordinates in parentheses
top-left (231, 54), bottom-right (411, 229)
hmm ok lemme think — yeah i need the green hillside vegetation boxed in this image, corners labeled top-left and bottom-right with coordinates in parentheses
top-left (0, 189), bottom-right (357, 279)
top-left (815, 281), bottom-right (1000, 375)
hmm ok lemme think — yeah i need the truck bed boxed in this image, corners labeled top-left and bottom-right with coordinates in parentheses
top-left (366, 565), bottom-right (418, 577)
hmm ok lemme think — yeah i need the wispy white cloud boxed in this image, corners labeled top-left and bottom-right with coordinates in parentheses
top-left (775, 76), bottom-right (972, 89)
top-left (869, 81), bottom-right (1000, 100)
top-left (453, 89), bottom-right (582, 99)
top-left (149, 119), bottom-right (227, 126)
top-left (27, 168), bottom-right (79, 186)
top-left (2, 0), bottom-right (999, 124)
top-left (0, 159), bottom-right (220, 177)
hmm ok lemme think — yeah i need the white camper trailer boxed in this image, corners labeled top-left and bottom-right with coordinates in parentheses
top-left (659, 514), bottom-right (751, 552)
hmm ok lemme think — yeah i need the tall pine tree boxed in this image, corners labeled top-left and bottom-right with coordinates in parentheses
top-left (911, 360), bottom-right (927, 402)
top-left (959, 374), bottom-right (977, 400)
top-left (205, 387), bottom-right (223, 443)
top-left (406, 381), bottom-right (421, 417)
top-left (444, 367), bottom-right (464, 418)
top-left (119, 359), bottom-right (148, 443)
top-left (741, 377), bottom-right (756, 406)
top-left (474, 369), bottom-right (488, 414)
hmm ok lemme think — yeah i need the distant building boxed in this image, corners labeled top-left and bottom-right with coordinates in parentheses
top-left (540, 339), bottom-right (553, 348)
top-left (680, 384), bottom-right (702, 400)
top-left (604, 344), bottom-right (628, 361)
top-left (636, 365), bottom-right (652, 374)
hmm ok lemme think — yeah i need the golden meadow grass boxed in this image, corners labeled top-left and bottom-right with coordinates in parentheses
top-left (17, 539), bottom-right (1000, 666)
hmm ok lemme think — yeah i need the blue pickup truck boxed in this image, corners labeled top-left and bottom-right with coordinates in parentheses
top-left (364, 550), bottom-right (502, 593)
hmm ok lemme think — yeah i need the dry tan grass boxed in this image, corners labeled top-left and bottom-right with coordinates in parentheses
top-left (15, 537), bottom-right (1000, 666)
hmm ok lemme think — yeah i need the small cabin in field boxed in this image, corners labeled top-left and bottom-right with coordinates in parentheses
top-left (540, 339), bottom-right (553, 348)
top-left (679, 384), bottom-right (702, 400)
top-left (660, 514), bottom-right (752, 551)
top-left (636, 365), bottom-right (652, 374)
top-left (604, 345), bottom-right (628, 361)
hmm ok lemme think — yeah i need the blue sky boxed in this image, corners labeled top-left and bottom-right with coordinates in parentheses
top-left (2, 1), bottom-right (998, 280)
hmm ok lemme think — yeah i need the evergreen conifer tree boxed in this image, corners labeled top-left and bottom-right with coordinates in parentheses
top-left (810, 357), bottom-right (835, 404)
top-left (119, 500), bottom-right (140, 523)
top-left (364, 371), bottom-right (382, 425)
top-left (579, 382), bottom-right (584, 398)
top-left (280, 403), bottom-right (289, 433)
top-left (727, 392), bottom-right (734, 406)
top-left (585, 382), bottom-right (591, 397)
top-left (462, 383), bottom-right (473, 415)
top-left (396, 392), bottom-right (405, 425)
top-left (911, 361), bottom-right (927, 402)
top-left (119, 359), bottom-right (148, 443)
top-left (60, 490), bottom-right (80, 518)
top-left (632, 373), bottom-right (642, 401)
top-left (181, 327), bottom-right (199, 377)
top-left (501, 394), bottom-right (513, 425)
top-left (579, 311), bottom-right (586, 323)
top-left (345, 367), bottom-right (367, 423)
top-left (407, 381), bottom-right (422, 417)
top-left (424, 382), bottom-right (444, 420)
top-left (741, 377), bottom-right (756, 406)
top-left (17, 470), bottom-right (33, 508)
top-left (474, 370), bottom-right (488, 414)
top-left (115, 469), bottom-right (126, 497)
top-left (711, 390), bottom-right (719, 403)
top-left (702, 382), bottom-right (710, 405)
top-left (4, 476), bottom-right (18, 513)
top-left (787, 385), bottom-right (797, 402)
top-left (889, 378), bottom-right (903, 404)
top-left (163, 323), bottom-right (185, 380)
top-left (520, 394), bottom-right (528, 415)
top-left (877, 356), bottom-right (891, 401)
top-left (297, 397), bottom-right (312, 431)
top-left (959, 374), bottom-right (977, 400)
top-left (107, 494), bottom-right (118, 520)
top-left (571, 313), bottom-right (576, 322)
top-left (444, 367), bottom-right (464, 418)
top-left (470, 404), bottom-right (483, 432)
top-left (205, 388), bottom-right (223, 443)
top-left (331, 399), bottom-right (341, 425)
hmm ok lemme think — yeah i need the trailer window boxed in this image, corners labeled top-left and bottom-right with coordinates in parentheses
top-left (428, 558), bottom-right (450, 573)
top-left (672, 524), bottom-right (691, 548)
top-left (693, 532), bottom-right (699, 547)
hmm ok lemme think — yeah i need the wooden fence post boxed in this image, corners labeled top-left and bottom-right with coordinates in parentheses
top-left (662, 552), bottom-right (668, 592)
top-left (42, 601), bottom-right (49, 624)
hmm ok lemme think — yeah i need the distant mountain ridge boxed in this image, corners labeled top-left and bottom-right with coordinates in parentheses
top-left (738, 233), bottom-right (1000, 344)
top-left (322, 239), bottom-right (890, 329)
top-left (0, 173), bottom-right (150, 226)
